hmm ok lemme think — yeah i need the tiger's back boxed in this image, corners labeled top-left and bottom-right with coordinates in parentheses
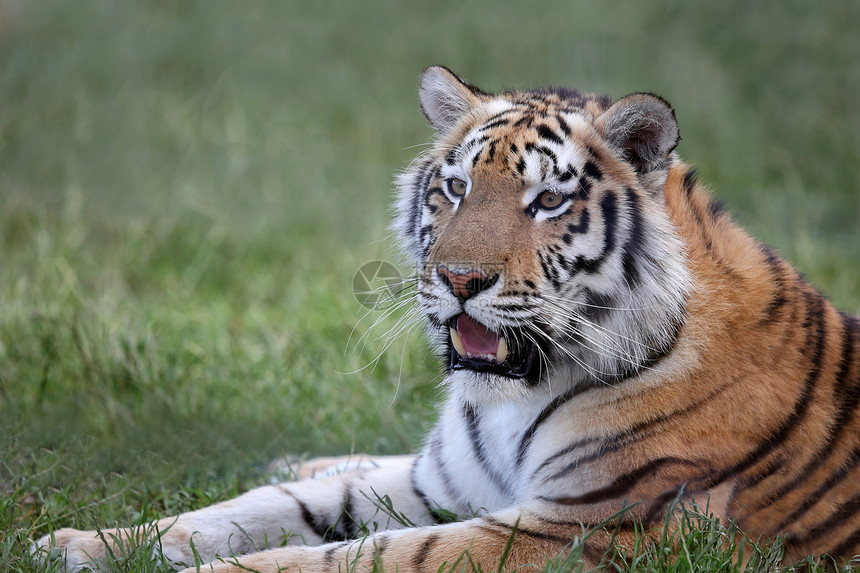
top-left (655, 165), bottom-right (860, 561)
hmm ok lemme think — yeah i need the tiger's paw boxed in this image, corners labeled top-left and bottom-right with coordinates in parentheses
top-left (35, 525), bottom-right (193, 572)
top-left (35, 528), bottom-right (111, 571)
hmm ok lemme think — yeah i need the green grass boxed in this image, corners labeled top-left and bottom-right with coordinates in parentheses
top-left (0, 0), bottom-right (858, 571)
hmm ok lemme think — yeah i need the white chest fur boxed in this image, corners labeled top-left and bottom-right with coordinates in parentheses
top-left (413, 383), bottom-right (600, 516)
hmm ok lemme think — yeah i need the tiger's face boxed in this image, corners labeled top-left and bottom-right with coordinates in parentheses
top-left (394, 67), bottom-right (692, 404)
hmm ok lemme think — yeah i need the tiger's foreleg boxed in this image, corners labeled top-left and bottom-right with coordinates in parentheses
top-left (38, 455), bottom-right (427, 571)
top-left (177, 503), bottom-right (628, 573)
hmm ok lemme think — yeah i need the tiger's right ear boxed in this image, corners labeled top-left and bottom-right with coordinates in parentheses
top-left (419, 66), bottom-right (485, 133)
top-left (594, 93), bottom-right (680, 173)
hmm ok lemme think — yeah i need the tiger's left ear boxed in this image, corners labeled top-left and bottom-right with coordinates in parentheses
top-left (594, 93), bottom-right (680, 173)
top-left (418, 66), bottom-right (486, 133)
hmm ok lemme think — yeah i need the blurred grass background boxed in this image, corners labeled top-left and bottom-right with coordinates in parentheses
top-left (0, 0), bottom-right (858, 570)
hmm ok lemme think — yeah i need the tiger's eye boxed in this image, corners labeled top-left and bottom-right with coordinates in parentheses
top-left (448, 178), bottom-right (467, 197)
top-left (538, 190), bottom-right (563, 209)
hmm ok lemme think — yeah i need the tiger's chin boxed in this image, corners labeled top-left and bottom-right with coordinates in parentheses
top-left (445, 366), bottom-right (548, 405)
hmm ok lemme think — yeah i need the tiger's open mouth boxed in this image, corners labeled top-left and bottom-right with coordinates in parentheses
top-left (447, 313), bottom-right (539, 379)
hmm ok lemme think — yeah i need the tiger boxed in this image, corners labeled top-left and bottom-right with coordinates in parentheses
top-left (38, 66), bottom-right (860, 572)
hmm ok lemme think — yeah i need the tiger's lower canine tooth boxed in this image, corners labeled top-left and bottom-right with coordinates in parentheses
top-left (450, 327), bottom-right (466, 357)
top-left (496, 337), bottom-right (508, 363)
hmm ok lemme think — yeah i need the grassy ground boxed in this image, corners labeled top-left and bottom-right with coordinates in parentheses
top-left (1, 1), bottom-right (858, 571)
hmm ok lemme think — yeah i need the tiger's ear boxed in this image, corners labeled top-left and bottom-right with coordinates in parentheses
top-left (594, 93), bottom-right (680, 173)
top-left (419, 66), bottom-right (485, 133)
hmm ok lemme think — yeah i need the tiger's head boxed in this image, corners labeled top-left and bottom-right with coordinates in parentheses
top-left (394, 67), bottom-right (692, 404)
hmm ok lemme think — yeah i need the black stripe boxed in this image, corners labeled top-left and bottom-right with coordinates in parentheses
top-left (756, 244), bottom-right (789, 326)
top-left (480, 117), bottom-right (511, 131)
top-left (582, 542), bottom-right (609, 567)
top-left (445, 147), bottom-right (459, 166)
top-left (531, 513), bottom-right (590, 529)
top-left (492, 302), bottom-right (534, 312)
top-left (580, 289), bottom-right (615, 323)
top-left (708, 199), bottom-right (727, 220)
top-left (373, 535), bottom-right (389, 560)
top-left (599, 381), bottom-right (732, 456)
top-left (476, 524), bottom-right (514, 542)
top-left (341, 486), bottom-right (358, 538)
top-left (539, 252), bottom-right (561, 290)
top-left (555, 114), bottom-right (572, 137)
top-left (404, 169), bottom-right (419, 239)
top-left (410, 457), bottom-right (443, 524)
top-left (705, 289), bottom-right (827, 492)
top-left (558, 164), bottom-right (576, 182)
top-left (533, 436), bottom-right (601, 480)
top-left (409, 159), bottom-right (436, 247)
top-left (644, 487), bottom-right (684, 523)
top-left (536, 144), bottom-right (559, 167)
top-left (515, 156), bottom-right (527, 175)
top-left (537, 124), bottom-right (564, 145)
top-left (324, 544), bottom-right (340, 565)
top-left (583, 161), bottom-right (602, 181)
top-left (539, 381), bottom-right (731, 483)
top-left (557, 252), bottom-right (570, 271)
top-left (577, 176), bottom-right (591, 200)
top-left (461, 136), bottom-right (489, 169)
top-left (620, 188), bottom-right (644, 288)
top-left (682, 168), bottom-right (698, 196)
top-left (424, 185), bottom-right (445, 206)
top-left (412, 533), bottom-right (440, 573)
top-left (429, 427), bottom-right (464, 506)
top-left (833, 313), bottom-right (857, 394)
top-left (513, 114), bottom-right (533, 128)
top-left (419, 224), bottom-right (437, 258)
top-left (515, 387), bottom-right (591, 468)
top-left (567, 209), bottom-right (590, 234)
top-left (829, 316), bottom-right (860, 402)
top-left (463, 403), bottom-right (515, 498)
top-left (481, 109), bottom-right (516, 126)
top-left (747, 313), bottom-right (859, 514)
top-left (771, 316), bottom-right (860, 532)
top-left (542, 457), bottom-right (698, 506)
top-left (688, 191), bottom-right (715, 253)
top-left (484, 516), bottom-right (572, 544)
top-left (570, 192), bottom-right (617, 275)
top-left (486, 139), bottom-right (497, 163)
top-left (681, 171), bottom-right (742, 269)
top-left (467, 134), bottom-right (490, 146)
top-left (776, 445), bottom-right (860, 534)
top-left (826, 523), bottom-right (860, 560)
top-left (285, 489), bottom-right (347, 542)
top-left (801, 488), bottom-right (860, 544)
top-left (737, 454), bottom-right (783, 490)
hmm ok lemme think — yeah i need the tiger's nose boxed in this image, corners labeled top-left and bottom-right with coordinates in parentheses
top-left (436, 266), bottom-right (499, 300)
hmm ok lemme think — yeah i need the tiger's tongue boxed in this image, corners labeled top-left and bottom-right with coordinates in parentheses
top-left (456, 314), bottom-right (500, 355)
